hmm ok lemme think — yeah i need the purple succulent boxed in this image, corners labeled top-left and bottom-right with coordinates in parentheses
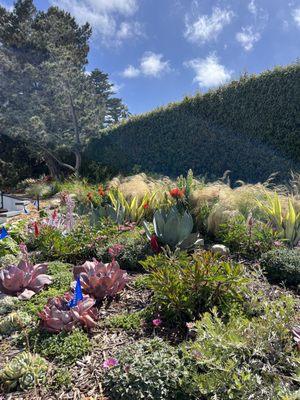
top-left (39, 292), bottom-right (97, 333)
top-left (0, 244), bottom-right (52, 300)
top-left (73, 258), bottom-right (129, 301)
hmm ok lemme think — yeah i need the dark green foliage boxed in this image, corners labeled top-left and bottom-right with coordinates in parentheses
top-left (260, 248), bottom-right (300, 286)
top-left (140, 251), bottom-right (247, 322)
top-left (218, 215), bottom-right (276, 259)
top-left (86, 64), bottom-right (300, 183)
top-left (103, 338), bottom-right (193, 400)
top-left (22, 328), bottom-right (91, 364)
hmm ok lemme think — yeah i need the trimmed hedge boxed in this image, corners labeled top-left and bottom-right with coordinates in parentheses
top-left (86, 64), bottom-right (300, 183)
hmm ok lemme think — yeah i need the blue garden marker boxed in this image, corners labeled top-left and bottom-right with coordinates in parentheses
top-left (32, 200), bottom-right (38, 208)
top-left (24, 205), bottom-right (30, 214)
top-left (0, 226), bottom-right (8, 240)
top-left (68, 277), bottom-right (83, 308)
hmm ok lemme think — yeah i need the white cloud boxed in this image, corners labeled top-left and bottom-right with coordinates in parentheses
top-left (122, 52), bottom-right (171, 79)
top-left (292, 8), bottom-right (300, 27)
top-left (122, 65), bottom-right (141, 78)
top-left (50, 0), bottom-right (141, 45)
top-left (184, 53), bottom-right (232, 88)
top-left (236, 26), bottom-right (261, 51)
top-left (248, 0), bottom-right (257, 16)
top-left (184, 7), bottom-right (234, 44)
top-left (140, 52), bottom-right (170, 77)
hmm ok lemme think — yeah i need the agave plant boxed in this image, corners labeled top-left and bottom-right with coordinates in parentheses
top-left (257, 193), bottom-right (300, 247)
top-left (73, 259), bottom-right (129, 301)
top-left (0, 352), bottom-right (48, 391)
top-left (0, 244), bottom-right (52, 299)
top-left (143, 205), bottom-right (204, 250)
top-left (38, 292), bottom-right (97, 333)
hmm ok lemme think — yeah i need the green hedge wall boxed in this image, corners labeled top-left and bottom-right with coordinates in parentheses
top-left (86, 64), bottom-right (300, 182)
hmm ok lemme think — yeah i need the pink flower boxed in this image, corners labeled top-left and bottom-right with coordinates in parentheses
top-left (152, 318), bottom-right (162, 327)
top-left (102, 358), bottom-right (119, 369)
top-left (274, 240), bottom-right (283, 247)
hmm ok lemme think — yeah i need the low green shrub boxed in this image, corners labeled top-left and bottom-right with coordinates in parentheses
top-left (95, 227), bottom-right (149, 271)
top-left (184, 294), bottom-right (300, 400)
top-left (0, 237), bottom-right (19, 258)
top-left (260, 248), bottom-right (300, 286)
top-left (0, 311), bottom-right (32, 336)
top-left (22, 328), bottom-right (91, 365)
top-left (218, 215), bottom-right (276, 259)
top-left (30, 223), bottom-right (98, 263)
top-left (103, 310), bottom-right (146, 332)
top-left (103, 337), bottom-right (193, 400)
top-left (140, 251), bottom-right (247, 322)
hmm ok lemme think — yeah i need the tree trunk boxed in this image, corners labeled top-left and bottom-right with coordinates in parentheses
top-left (74, 148), bottom-right (82, 177)
top-left (44, 153), bottom-right (62, 179)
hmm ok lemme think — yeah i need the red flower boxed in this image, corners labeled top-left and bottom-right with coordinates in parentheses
top-left (169, 187), bottom-right (185, 199)
top-left (98, 185), bottom-right (105, 196)
top-left (34, 222), bottom-right (40, 238)
top-left (150, 234), bottom-right (162, 254)
top-left (143, 202), bottom-right (149, 209)
top-left (52, 209), bottom-right (58, 221)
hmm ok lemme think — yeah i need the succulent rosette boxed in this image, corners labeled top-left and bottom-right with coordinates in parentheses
top-left (0, 244), bottom-right (52, 300)
top-left (39, 292), bottom-right (97, 333)
top-left (73, 258), bottom-right (129, 301)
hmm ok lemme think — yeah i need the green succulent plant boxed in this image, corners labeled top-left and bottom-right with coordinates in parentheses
top-left (0, 296), bottom-right (19, 315)
top-left (0, 352), bottom-right (48, 391)
top-left (0, 311), bottom-right (32, 335)
top-left (143, 205), bottom-right (203, 250)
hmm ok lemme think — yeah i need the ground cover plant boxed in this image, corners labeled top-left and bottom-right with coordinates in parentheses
top-left (1, 171), bottom-right (300, 399)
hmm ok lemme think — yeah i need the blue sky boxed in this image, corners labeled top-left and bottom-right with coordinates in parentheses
top-left (1, 0), bottom-right (300, 114)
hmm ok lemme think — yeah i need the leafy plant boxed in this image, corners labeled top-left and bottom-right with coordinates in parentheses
top-left (140, 251), bottom-right (247, 321)
top-left (0, 311), bottom-right (32, 335)
top-left (0, 236), bottom-right (20, 258)
top-left (0, 244), bottom-right (52, 299)
top-left (257, 193), bottom-right (300, 247)
top-left (218, 214), bottom-right (276, 259)
top-left (260, 248), bottom-right (300, 286)
top-left (143, 205), bottom-right (203, 250)
top-left (0, 352), bottom-right (48, 392)
top-left (38, 293), bottom-right (97, 333)
top-left (73, 258), bottom-right (129, 301)
top-left (20, 328), bottom-right (91, 365)
top-left (103, 337), bottom-right (193, 400)
top-left (184, 295), bottom-right (300, 400)
top-left (108, 188), bottom-right (157, 223)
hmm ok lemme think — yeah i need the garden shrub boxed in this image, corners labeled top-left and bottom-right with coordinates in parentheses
top-left (218, 215), bottom-right (276, 259)
top-left (22, 328), bottom-right (91, 365)
top-left (140, 251), bottom-right (247, 322)
top-left (184, 294), bottom-right (300, 400)
top-left (103, 337), bottom-right (193, 400)
top-left (260, 248), bottom-right (300, 286)
top-left (95, 226), bottom-right (150, 271)
top-left (103, 310), bottom-right (147, 332)
top-left (0, 237), bottom-right (20, 258)
top-left (30, 223), bottom-right (98, 263)
top-left (86, 64), bottom-right (300, 183)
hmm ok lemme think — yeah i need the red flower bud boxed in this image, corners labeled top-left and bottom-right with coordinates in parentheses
top-left (150, 234), bottom-right (162, 254)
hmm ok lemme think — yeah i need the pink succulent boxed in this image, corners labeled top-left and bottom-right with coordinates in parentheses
top-left (39, 292), bottom-right (97, 333)
top-left (102, 358), bottom-right (119, 369)
top-left (0, 244), bottom-right (52, 300)
top-left (73, 258), bottom-right (129, 301)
